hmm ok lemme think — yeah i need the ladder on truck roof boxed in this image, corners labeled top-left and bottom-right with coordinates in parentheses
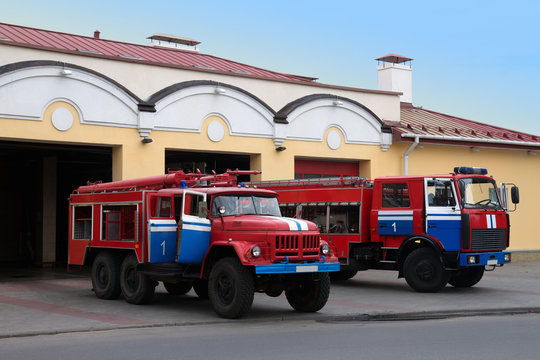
top-left (249, 176), bottom-right (369, 189)
top-left (75, 169), bottom-right (261, 194)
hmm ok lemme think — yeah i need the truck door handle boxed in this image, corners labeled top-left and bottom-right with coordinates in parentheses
top-left (428, 224), bottom-right (437, 228)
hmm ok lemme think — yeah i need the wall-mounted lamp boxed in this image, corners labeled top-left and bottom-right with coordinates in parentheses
top-left (470, 146), bottom-right (480, 152)
top-left (332, 100), bottom-right (343, 106)
top-left (528, 150), bottom-right (537, 156)
top-left (60, 69), bottom-right (72, 76)
top-left (275, 146), bottom-right (286, 152)
top-left (141, 137), bottom-right (153, 144)
top-left (215, 87), bottom-right (227, 94)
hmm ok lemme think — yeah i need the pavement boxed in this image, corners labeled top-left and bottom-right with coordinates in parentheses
top-left (1, 261), bottom-right (539, 338)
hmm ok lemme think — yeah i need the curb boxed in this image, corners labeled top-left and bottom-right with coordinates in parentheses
top-left (2, 307), bottom-right (539, 339)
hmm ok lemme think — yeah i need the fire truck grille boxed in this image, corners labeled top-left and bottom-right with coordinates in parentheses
top-left (275, 235), bottom-right (319, 257)
top-left (471, 229), bottom-right (506, 251)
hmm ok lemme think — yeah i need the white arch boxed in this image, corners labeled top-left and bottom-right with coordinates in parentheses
top-left (285, 98), bottom-right (384, 145)
top-left (0, 65), bottom-right (139, 127)
top-left (152, 84), bottom-right (275, 138)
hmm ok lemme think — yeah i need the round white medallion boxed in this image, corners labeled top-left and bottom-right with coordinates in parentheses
top-left (207, 121), bottom-right (225, 142)
top-left (327, 129), bottom-right (342, 150)
top-left (51, 107), bottom-right (73, 131)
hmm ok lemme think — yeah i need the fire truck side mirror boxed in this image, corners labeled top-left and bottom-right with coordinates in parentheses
top-left (511, 186), bottom-right (520, 204)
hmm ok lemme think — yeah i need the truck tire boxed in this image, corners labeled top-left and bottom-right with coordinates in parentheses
top-left (193, 279), bottom-right (209, 299)
top-left (403, 248), bottom-right (449, 293)
top-left (91, 252), bottom-right (121, 300)
top-left (330, 269), bottom-right (358, 282)
top-left (120, 254), bottom-right (156, 304)
top-left (164, 281), bottom-right (192, 295)
top-left (449, 267), bottom-right (485, 287)
top-left (285, 273), bottom-right (330, 312)
top-left (208, 258), bottom-right (254, 319)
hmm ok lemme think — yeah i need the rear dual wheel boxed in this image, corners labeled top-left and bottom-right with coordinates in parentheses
top-left (120, 254), bottom-right (156, 304)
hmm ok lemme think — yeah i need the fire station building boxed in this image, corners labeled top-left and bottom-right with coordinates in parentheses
top-left (1, 23), bottom-right (539, 267)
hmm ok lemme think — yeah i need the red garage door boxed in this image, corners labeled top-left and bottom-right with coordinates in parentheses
top-left (295, 159), bottom-right (359, 179)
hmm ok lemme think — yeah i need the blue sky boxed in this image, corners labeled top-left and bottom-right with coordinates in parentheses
top-left (2, 0), bottom-right (539, 135)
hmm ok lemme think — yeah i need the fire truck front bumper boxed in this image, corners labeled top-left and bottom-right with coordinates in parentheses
top-left (254, 259), bottom-right (340, 274)
top-left (459, 251), bottom-right (511, 267)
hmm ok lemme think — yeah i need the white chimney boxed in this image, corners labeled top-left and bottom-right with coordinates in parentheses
top-left (376, 54), bottom-right (413, 104)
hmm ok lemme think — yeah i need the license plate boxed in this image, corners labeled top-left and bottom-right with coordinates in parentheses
top-left (296, 265), bottom-right (318, 273)
top-left (487, 259), bottom-right (498, 265)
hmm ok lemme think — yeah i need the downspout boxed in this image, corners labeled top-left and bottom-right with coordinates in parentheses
top-left (403, 136), bottom-right (420, 175)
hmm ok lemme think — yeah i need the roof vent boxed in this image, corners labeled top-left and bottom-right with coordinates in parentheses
top-left (148, 33), bottom-right (200, 52)
top-left (94, 30), bottom-right (100, 39)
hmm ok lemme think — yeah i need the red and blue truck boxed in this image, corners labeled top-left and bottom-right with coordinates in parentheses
top-left (254, 167), bottom-right (518, 292)
top-left (67, 170), bottom-right (339, 318)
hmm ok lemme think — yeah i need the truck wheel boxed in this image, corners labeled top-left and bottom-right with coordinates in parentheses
top-left (91, 252), bottom-right (121, 299)
top-left (209, 258), bottom-right (254, 319)
top-left (330, 269), bottom-right (358, 282)
top-left (164, 281), bottom-right (192, 295)
top-left (120, 254), bottom-right (156, 304)
top-left (403, 248), bottom-right (449, 293)
top-left (193, 279), bottom-right (209, 299)
top-left (285, 273), bottom-right (330, 312)
top-left (449, 267), bottom-right (485, 287)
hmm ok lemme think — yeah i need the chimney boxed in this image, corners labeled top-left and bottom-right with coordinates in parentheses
top-left (94, 30), bottom-right (100, 39)
top-left (376, 54), bottom-right (413, 104)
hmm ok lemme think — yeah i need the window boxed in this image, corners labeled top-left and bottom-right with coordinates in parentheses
top-left (101, 205), bottom-right (137, 241)
top-left (296, 204), bottom-right (360, 234)
top-left (73, 206), bottom-right (92, 240)
top-left (211, 195), bottom-right (281, 217)
top-left (382, 183), bottom-right (410, 208)
top-left (458, 178), bottom-right (501, 209)
top-left (427, 180), bottom-right (456, 207)
top-left (157, 197), bottom-right (172, 218)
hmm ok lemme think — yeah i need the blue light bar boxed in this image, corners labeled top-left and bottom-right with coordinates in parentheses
top-left (454, 167), bottom-right (488, 175)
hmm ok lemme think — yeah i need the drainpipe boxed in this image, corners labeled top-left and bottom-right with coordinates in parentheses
top-left (403, 136), bottom-right (420, 175)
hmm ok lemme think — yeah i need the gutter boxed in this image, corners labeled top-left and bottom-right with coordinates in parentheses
top-left (401, 133), bottom-right (540, 148)
top-left (403, 136), bottom-right (419, 176)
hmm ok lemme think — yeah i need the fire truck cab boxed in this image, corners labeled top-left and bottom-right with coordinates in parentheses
top-left (68, 170), bottom-right (339, 318)
top-left (255, 167), bottom-right (518, 293)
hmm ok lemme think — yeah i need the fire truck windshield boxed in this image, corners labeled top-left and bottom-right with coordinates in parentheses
top-left (458, 178), bottom-right (502, 209)
top-left (211, 195), bottom-right (282, 217)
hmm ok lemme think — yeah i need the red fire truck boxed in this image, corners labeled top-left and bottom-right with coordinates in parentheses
top-left (67, 170), bottom-right (339, 318)
top-left (254, 167), bottom-right (518, 293)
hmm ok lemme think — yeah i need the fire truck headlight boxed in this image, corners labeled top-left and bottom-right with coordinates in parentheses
top-left (467, 255), bottom-right (479, 265)
top-left (504, 253), bottom-right (511, 262)
top-left (320, 243), bottom-right (330, 256)
top-left (251, 245), bottom-right (262, 258)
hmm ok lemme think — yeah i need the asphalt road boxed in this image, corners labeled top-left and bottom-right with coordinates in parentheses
top-left (1, 313), bottom-right (539, 360)
top-left (1, 261), bottom-right (540, 338)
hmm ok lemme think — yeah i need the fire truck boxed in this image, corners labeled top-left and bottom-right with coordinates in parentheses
top-left (67, 170), bottom-right (339, 318)
top-left (254, 167), bottom-right (519, 293)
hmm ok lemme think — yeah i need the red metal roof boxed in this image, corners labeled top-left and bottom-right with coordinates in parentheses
top-left (0, 22), bottom-right (317, 83)
top-left (396, 103), bottom-right (540, 148)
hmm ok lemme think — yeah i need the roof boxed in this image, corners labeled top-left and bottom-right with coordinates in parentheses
top-left (0, 22), bottom-right (316, 83)
top-left (376, 54), bottom-right (413, 63)
top-left (395, 103), bottom-right (540, 148)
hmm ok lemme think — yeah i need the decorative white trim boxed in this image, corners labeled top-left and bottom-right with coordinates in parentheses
top-left (284, 98), bottom-right (386, 147)
top-left (51, 107), bottom-right (73, 131)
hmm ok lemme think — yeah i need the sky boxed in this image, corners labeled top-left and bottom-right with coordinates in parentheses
top-left (2, 0), bottom-right (539, 135)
